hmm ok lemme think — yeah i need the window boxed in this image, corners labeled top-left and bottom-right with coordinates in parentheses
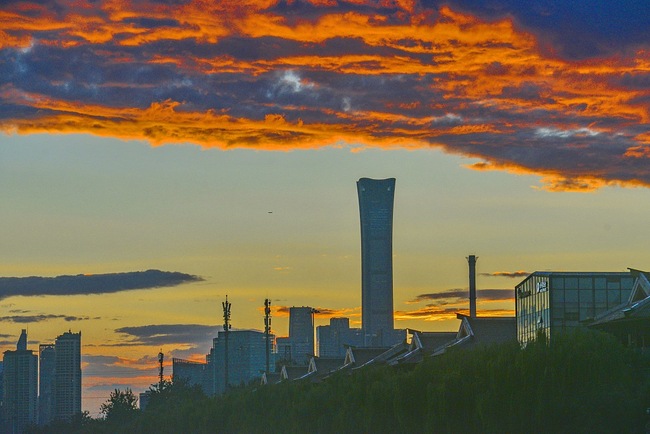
top-left (565, 290), bottom-right (578, 303)
top-left (551, 277), bottom-right (564, 289)
top-left (565, 311), bottom-right (579, 321)
top-left (579, 290), bottom-right (593, 304)
top-left (564, 277), bottom-right (578, 289)
top-left (622, 277), bottom-right (634, 290)
top-left (607, 290), bottom-right (621, 307)
top-left (579, 277), bottom-right (593, 290)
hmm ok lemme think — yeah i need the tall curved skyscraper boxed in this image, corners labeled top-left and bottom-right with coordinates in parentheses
top-left (357, 177), bottom-right (395, 346)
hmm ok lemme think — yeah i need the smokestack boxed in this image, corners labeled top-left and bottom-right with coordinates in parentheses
top-left (467, 255), bottom-right (477, 318)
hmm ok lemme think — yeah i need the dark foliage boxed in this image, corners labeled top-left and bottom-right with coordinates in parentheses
top-left (41, 330), bottom-right (650, 433)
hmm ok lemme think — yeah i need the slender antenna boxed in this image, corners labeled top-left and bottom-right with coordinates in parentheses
top-left (158, 350), bottom-right (164, 389)
top-left (264, 298), bottom-right (272, 374)
top-left (222, 295), bottom-right (231, 391)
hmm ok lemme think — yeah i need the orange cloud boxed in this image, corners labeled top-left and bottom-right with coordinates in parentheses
top-left (267, 305), bottom-right (361, 319)
top-left (1, 1), bottom-right (649, 191)
top-left (394, 306), bottom-right (515, 322)
top-left (625, 145), bottom-right (650, 158)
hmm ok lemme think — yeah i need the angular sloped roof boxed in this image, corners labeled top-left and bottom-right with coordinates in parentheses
top-left (456, 315), bottom-right (516, 349)
top-left (346, 347), bottom-right (389, 366)
top-left (418, 332), bottom-right (459, 353)
top-left (589, 269), bottom-right (650, 327)
top-left (261, 371), bottom-right (282, 385)
top-left (282, 365), bottom-right (309, 381)
top-left (311, 357), bottom-right (345, 374)
top-left (391, 330), bottom-right (459, 365)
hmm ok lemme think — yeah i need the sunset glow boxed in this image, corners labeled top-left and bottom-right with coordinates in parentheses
top-left (1, 0), bottom-right (649, 417)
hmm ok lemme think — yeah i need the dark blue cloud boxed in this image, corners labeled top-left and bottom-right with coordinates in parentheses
top-left (435, 0), bottom-right (650, 59)
top-left (0, 314), bottom-right (94, 323)
top-left (0, 270), bottom-right (202, 300)
top-left (410, 289), bottom-right (514, 303)
top-left (113, 324), bottom-right (220, 346)
top-left (122, 17), bottom-right (182, 28)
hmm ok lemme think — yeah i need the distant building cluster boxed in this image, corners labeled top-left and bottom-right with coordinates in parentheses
top-left (316, 317), bottom-right (363, 358)
top-left (1, 330), bottom-right (81, 433)
top-left (4, 176), bottom-right (646, 431)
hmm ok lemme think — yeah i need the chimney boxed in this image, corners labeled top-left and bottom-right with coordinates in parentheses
top-left (467, 255), bottom-right (477, 318)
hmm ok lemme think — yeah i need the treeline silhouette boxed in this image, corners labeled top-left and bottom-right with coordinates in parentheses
top-left (28, 330), bottom-right (649, 433)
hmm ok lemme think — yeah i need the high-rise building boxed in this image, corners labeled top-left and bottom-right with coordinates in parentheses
top-left (357, 177), bottom-right (396, 346)
top-left (208, 330), bottom-right (274, 395)
top-left (172, 358), bottom-right (212, 396)
top-left (0, 361), bottom-right (4, 428)
top-left (274, 307), bottom-right (316, 366)
top-left (53, 331), bottom-right (81, 422)
top-left (288, 307), bottom-right (315, 365)
top-left (2, 330), bottom-right (38, 434)
top-left (316, 317), bottom-right (364, 358)
top-left (38, 344), bottom-right (56, 426)
top-left (275, 337), bottom-right (292, 364)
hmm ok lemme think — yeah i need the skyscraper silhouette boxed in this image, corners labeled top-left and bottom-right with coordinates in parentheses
top-left (2, 330), bottom-right (38, 433)
top-left (38, 344), bottom-right (56, 425)
top-left (54, 331), bottom-right (81, 422)
top-left (288, 306), bottom-right (315, 365)
top-left (357, 177), bottom-right (396, 346)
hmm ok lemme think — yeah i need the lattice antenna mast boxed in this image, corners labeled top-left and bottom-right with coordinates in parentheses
top-left (222, 295), bottom-right (231, 391)
top-left (158, 350), bottom-right (164, 389)
top-left (264, 298), bottom-right (272, 374)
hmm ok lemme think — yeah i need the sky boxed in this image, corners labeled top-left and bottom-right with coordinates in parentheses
top-left (1, 0), bottom-right (649, 416)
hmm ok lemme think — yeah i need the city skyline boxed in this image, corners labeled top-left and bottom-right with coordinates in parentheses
top-left (1, 0), bottom-right (650, 417)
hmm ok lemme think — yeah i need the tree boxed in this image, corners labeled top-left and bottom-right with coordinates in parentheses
top-left (100, 388), bottom-right (139, 423)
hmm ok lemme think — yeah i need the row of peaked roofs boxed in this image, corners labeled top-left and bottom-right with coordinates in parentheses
top-left (262, 313), bottom-right (516, 385)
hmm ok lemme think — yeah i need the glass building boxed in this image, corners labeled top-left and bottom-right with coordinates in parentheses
top-left (2, 330), bottom-right (38, 434)
top-left (288, 307), bottom-right (315, 365)
top-left (209, 330), bottom-right (275, 395)
top-left (316, 318), bottom-right (364, 358)
top-left (357, 177), bottom-right (396, 347)
top-left (38, 344), bottom-right (55, 426)
top-left (53, 331), bottom-right (82, 422)
top-left (516, 271), bottom-right (634, 345)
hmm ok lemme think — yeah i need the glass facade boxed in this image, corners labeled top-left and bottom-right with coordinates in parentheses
top-left (516, 272), bottom-right (634, 345)
top-left (357, 177), bottom-right (396, 346)
top-left (209, 330), bottom-right (275, 395)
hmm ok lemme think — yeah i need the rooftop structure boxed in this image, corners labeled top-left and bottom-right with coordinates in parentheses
top-left (587, 269), bottom-right (650, 349)
top-left (298, 357), bottom-right (346, 382)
